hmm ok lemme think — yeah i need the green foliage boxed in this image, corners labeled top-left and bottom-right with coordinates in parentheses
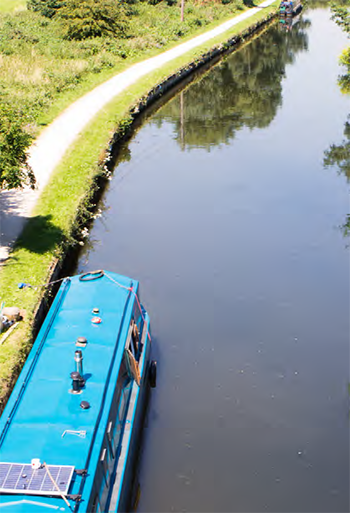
top-left (331, 0), bottom-right (350, 33)
top-left (331, 1), bottom-right (350, 92)
top-left (27, 0), bottom-right (63, 18)
top-left (57, 0), bottom-right (130, 40)
top-left (0, 102), bottom-right (35, 190)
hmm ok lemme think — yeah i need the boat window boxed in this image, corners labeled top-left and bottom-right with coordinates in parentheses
top-left (127, 321), bottom-right (137, 358)
top-left (96, 355), bottom-right (133, 512)
top-left (131, 320), bottom-right (140, 357)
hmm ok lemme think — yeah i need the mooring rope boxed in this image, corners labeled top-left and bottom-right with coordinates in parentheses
top-left (103, 271), bottom-right (152, 343)
top-left (43, 462), bottom-right (72, 510)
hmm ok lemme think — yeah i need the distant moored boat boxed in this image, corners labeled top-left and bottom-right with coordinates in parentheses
top-left (279, 0), bottom-right (303, 16)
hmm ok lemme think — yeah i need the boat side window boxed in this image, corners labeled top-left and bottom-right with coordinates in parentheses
top-left (97, 355), bottom-right (133, 512)
top-left (127, 317), bottom-right (143, 362)
top-left (109, 356), bottom-right (130, 454)
top-left (127, 320), bottom-right (136, 358)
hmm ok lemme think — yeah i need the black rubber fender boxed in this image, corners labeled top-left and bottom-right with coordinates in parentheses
top-left (149, 360), bottom-right (157, 388)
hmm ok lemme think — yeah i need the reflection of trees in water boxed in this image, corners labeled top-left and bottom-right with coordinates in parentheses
top-left (324, 118), bottom-right (350, 236)
top-left (152, 20), bottom-right (309, 150)
top-left (307, 0), bottom-right (348, 7)
top-left (324, 119), bottom-right (350, 181)
top-left (324, 0), bottom-right (350, 237)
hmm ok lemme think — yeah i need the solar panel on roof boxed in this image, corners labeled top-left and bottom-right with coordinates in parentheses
top-left (0, 463), bottom-right (74, 496)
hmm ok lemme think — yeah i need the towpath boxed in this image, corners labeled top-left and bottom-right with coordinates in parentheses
top-left (0, 0), bottom-right (275, 263)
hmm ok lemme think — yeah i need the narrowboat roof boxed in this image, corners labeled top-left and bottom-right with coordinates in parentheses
top-left (0, 270), bottom-right (140, 512)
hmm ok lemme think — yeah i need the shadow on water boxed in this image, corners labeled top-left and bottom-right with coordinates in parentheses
top-left (150, 19), bottom-right (310, 150)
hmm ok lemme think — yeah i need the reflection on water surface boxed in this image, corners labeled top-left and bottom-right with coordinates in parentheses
top-left (152, 18), bottom-right (310, 150)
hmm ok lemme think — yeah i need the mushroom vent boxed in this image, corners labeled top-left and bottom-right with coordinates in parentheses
top-left (76, 337), bottom-right (87, 347)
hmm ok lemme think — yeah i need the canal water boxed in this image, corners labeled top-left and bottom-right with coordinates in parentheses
top-left (78, 4), bottom-right (349, 512)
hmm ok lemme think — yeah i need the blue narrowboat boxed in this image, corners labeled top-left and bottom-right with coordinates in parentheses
top-left (0, 270), bottom-right (156, 512)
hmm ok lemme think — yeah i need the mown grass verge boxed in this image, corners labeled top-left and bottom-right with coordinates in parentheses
top-left (0, 1), bottom-right (279, 410)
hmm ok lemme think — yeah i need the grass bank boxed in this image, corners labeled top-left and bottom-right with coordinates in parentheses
top-left (0, 1), bottom-right (279, 410)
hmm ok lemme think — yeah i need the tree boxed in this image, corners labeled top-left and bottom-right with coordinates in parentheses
top-left (331, 1), bottom-right (350, 92)
top-left (57, 0), bottom-right (130, 40)
top-left (0, 103), bottom-right (35, 190)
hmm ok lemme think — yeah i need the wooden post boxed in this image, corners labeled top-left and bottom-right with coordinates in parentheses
top-left (181, 0), bottom-right (185, 22)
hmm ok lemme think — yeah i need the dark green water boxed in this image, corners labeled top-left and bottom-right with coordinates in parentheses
top-left (78, 6), bottom-right (349, 512)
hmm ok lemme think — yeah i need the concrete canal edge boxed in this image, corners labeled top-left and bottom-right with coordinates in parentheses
top-left (0, 5), bottom-right (278, 414)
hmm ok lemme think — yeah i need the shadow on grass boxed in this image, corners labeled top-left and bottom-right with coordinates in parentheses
top-left (15, 215), bottom-right (65, 254)
top-left (244, 0), bottom-right (257, 6)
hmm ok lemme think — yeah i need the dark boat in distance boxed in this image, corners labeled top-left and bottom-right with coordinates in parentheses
top-left (0, 270), bottom-right (156, 512)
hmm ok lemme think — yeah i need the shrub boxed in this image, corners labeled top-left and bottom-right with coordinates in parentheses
top-left (27, 0), bottom-right (64, 18)
top-left (0, 102), bottom-right (35, 190)
top-left (57, 0), bottom-right (130, 40)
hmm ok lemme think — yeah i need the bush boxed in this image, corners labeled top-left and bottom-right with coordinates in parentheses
top-left (27, 0), bottom-right (64, 18)
top-left (57, 0), bottom-right (130, 40)
top-left (0, 102), bottom-right (35, 190)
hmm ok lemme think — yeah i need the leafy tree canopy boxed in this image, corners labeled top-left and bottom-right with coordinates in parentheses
top-left (0, 103), bottom-right (35, 190)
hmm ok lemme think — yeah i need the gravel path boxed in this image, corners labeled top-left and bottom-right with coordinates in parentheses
top-left (0, 0), bottom-right (275, 263)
